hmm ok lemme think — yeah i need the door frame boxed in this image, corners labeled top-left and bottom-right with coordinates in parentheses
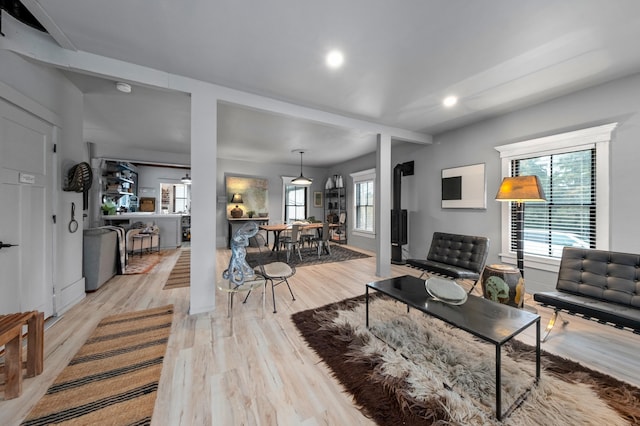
top-left (0, 81), bottom-right (60, 315)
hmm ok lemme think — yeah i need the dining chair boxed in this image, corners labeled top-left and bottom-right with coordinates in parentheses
top-left (244, 233), bottom-right (296, 313)
top-left (312, 222), bottom-right (332, 258)
top-left (280, 224), bottom-right (303, 263)
top-left (300, 225), bottom-right (316, 249)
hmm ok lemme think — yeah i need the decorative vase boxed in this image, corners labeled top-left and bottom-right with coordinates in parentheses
top-left (336, 175), bottom-right (344, 188)
top-left (325, 177), bottom-right (334, 190)
top-left (480, 264), bottom-right (525, 308)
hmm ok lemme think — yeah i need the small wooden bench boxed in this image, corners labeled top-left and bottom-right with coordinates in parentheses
top-left (0, 311), bottom-right (44, 399)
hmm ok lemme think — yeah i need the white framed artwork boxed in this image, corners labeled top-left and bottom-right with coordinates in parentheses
top-left (441, 163), bottom-right (486, 209)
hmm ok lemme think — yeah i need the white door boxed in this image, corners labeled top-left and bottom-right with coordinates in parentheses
top-left (0, 98), bottom-right (54, 317)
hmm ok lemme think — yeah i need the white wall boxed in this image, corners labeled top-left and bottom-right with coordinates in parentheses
top-left (0, 50), bottom-right (86, 314)
top-left (399, 72), bottom-right (640, 293)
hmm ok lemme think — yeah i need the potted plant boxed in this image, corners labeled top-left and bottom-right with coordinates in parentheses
top-left (247, 210), bottom-right (255, 218)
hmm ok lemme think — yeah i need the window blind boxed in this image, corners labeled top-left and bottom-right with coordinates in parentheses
top-left (285, 185), bottom-right (307, 222)
top-left (355, 180), bottom-right (374, 232)
top-left (511, 148), bottom-right (596, 257)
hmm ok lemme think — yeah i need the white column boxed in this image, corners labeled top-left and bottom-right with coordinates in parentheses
top-left (376, 134), bottom-right (391, 277)
top-left (189, 89), bottom-right (218, 314)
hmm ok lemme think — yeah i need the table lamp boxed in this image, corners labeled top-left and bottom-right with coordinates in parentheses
top-left (495, 175), bottom-right (546, 277)
top-left (230, 193), bottom-right (244, 218)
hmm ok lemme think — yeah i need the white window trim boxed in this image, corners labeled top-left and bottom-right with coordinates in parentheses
top-left (494, 123), bottom-right (616, 271)
top-left (350, 168), bottom-right (376, 239)
top-left (281, 175), bottom-right (308, 221)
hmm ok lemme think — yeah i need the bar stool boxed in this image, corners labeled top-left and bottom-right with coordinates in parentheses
top-left (132, 233), bottom-right (152, 257)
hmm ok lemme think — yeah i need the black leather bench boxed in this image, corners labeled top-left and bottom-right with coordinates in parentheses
top-left (534, 247), bottom-right (640, 341)
top-left (406, 232), bottom-right (490, 293)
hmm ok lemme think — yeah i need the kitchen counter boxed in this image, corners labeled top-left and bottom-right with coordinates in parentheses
top-left (102, 213), bottom-right (184, 249)
top-left (104, 213), bottom-right (184, 220)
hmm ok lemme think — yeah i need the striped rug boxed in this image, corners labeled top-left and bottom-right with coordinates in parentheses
top-left (21, 305), bottom-right (174, 426)
top-left (162, 249), bottom-right (190, 289)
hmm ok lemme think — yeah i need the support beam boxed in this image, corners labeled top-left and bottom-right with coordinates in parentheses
top-left (376, 134), bottom-right (391, 277)
top-left (189, 89), bottom-right (217, 315)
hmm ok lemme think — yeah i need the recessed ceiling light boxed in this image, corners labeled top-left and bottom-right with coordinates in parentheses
top-left (326, 50), bottom-right (344, 69)
top-left (443, 96), bottom-right (458, 107)
top-left (116, 82), bottom-right (132, 93)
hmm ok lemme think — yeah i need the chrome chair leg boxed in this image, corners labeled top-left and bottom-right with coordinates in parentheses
top-left (270, 279), bottom-right (277, 313)
top-left (541, 309), bottom-right (569, 342)
top-left (284, 278), bottom-right (296, 301)
top-left (467, 279), bottom-right (480, 295)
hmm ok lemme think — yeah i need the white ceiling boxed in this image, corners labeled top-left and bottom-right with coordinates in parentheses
top-left (22, 0), bottom-right (640, 167)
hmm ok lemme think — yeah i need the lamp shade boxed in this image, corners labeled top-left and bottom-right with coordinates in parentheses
top-left (181, 173), bottom-right (192, 184)
top-left (291, 175), bottom-right (313, 185)
top-left (230, 193), bottom-right (244, 204)
top-left (291, 149), bottom-right (313, 186)
top-left (495, 176), bottom-right (546, 202)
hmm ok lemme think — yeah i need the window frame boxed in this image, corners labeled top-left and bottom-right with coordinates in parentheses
top-left (350, 168), bottom-right (376, 238)
top-left (173, 184), bottom-right (189, 213)
top-left (282, 176), bottom-right (308, 222)
top-left (495, 123), bottom-right (615, 271)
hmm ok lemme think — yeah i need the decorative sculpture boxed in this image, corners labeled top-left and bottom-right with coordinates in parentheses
top-left (223, 221), bottom-right (259, 287)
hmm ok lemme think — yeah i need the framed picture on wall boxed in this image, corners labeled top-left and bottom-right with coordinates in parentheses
top-left (313, 191), bottom-right (323, 207)
top-left (441, 163), bottom-right (486, 209)
top-left (225, 174), bottom-right (269, 218)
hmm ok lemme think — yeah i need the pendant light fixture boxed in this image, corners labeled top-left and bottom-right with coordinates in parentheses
top-left (291, 149), bottom-right (313, 186)
top-left (181, 173), bottom-right (192, 185)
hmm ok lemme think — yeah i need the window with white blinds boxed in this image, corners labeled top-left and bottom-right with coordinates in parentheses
top-left (511, 149), bottom-right (595, 258)
top-left (495, 123), bottom-right (615, 266)
top-left (351, 168), bottom-right (376, 237)
top-left (355, 180), bottom-right (374, 232)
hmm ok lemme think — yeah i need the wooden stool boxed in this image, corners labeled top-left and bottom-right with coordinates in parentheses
top-left (0, 311), bottom-right (44, 399)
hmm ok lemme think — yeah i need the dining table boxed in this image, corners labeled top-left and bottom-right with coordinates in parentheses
top-left (259, 222), bottom-right (335, 254)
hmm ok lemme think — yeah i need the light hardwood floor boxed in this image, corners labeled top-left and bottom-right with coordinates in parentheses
top-left (1, 246), bottom-right (639, 425)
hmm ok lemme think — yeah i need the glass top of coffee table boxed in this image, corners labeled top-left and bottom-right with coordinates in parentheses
top-left (367, 275), bottom-right (539, 345)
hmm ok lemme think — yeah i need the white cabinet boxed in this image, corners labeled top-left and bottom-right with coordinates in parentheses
top-left (155, 216), bottom-right (182, 249)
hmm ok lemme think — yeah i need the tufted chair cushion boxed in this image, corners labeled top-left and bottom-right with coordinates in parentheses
top-left (534, 247), bottom-right (640, 332)
top-left (427, 232), bottom-right (490, 275)
top-left (407, 232), bottom-right (489, 280)
top-left (556, 247), bottom-right (640, 308)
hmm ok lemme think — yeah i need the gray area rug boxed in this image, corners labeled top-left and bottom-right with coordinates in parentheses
top-left (246, 244), bottom-right (370, 268)
top-left (292, 294), bottom-right (640, 425)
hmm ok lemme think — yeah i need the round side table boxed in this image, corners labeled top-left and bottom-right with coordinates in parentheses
top-left (480, 264), bottom-right (525, 308)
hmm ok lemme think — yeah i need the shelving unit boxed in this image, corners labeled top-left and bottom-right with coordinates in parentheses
top-left (324, 186), bottom-right (347, 244)
top-left (181, 215), bottom-right (191, 241)
top-left (101, 161), bottom-right (138, 212)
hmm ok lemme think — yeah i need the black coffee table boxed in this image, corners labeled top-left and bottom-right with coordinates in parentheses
top-left (366, 275), bottom-right (540, 421)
